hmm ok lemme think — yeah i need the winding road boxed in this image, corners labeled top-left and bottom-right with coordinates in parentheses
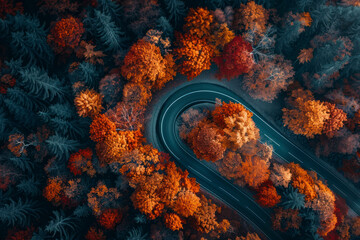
top-left (148, 82), bottom-right (360, 240)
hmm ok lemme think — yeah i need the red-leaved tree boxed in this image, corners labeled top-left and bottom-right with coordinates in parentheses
top-left (214, 36), bottom-right (254, 80)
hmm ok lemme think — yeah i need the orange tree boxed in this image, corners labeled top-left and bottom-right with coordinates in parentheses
top-left (121, 39), bottom-right (175, 90)
top-left (255, 180), bottom-right (281, 207)
top-left (282, 98), bottom-right (330, 138)
top-left (47, 16), bottom-right (85, 53)
top-left (186, 120), bottom-right (225, 162)
top-left (173, 33), bottom-right (213, 80)
top-left (233, 1), bottom-right (269, 36)
top-left (183, 7), bottom-right (213, 39)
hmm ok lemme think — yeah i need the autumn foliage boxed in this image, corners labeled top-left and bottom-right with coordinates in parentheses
top-left (283, 98), bottom-right (330, 138)
top-left (87, 182), bottom-right (121, 215)
top-left (174, 33), bottom-right (213, 80)
top-left (186, 120), bottom-right (225, 161)
top-left (75, 89), bottom-right (103, 118)
top-left (85, 227), bottom-right (106, 240)
top-left (47, 16), bottom-right (85, 53)
top-left (287, 163), bottom-right (316, 201)
top-left (214, 36), bottom-right (254, 80)
top-left (67, 148), bottom-right (95, 177)
top-left (272, 208), bottom-right (302, 232)
top-left (0, 74), bottom-right (16, 94)
top-left (213, 101), bottom-right (260, 150)
top-left (183, 7), bottom-right (213, 39)
top-left (255, 180), bottom-right (281, 207)
top-left (243, 55), bottom-right (294, 102)
top-left (233, 1), bottom-right (269, 36)
top-left (322, 102), bottom-right (347, 138)
top-left (163, 213), bottom-right (183, 231)
top-left (97, 209), bottom-right (122, 229)
top-left (209, 23), bottom-right (235, 57)
top-left (192, 195), bottom-right (221, 233)
top-left (121, 39), bottom-right (175, 90)
top-left (0, 0), bottom-right (23, 19)
top-left (89, 114), bottom-right (116, 143)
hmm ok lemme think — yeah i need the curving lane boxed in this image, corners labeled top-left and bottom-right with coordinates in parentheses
top-left (150, 82), bottom-right (360, 240)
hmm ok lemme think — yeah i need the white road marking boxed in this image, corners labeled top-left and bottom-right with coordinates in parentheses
top-left (159, 87), bottom-right (359, 225)
top-left (247, 206), bottom-right (266, 223)
top-left (273, 151), bottom-right (289, 163)
top-left (187, 165), bottom-right (212, 182)
top-left (264, 134), bottom-right (280, 147)
top-left (288, 152), bottom-right (303, 163)
top-left (157, 88), bottom-right (284, 239)
top-left (219, 187), bottom-right (240, 202)
top-left (332, 185), bottom-right (348, 197)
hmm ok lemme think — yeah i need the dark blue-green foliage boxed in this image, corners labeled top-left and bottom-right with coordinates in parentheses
top-left (39, 103), bottom-right (90, 139)
top-left (31, 228), bottom-right (50, 240)
top-left (4, 97), bottom-right (41, 129)
top-left (46, 135), bottom-right (80, 161)
top-left (18, 66), bottom-right (67, 102)
top-left (73, 205), bottom-right (92, 218)
top-left (281, 186), bottom-right (305, 210)
top-left (8, 156), bottom-right (34, 173)
top-left (157, 16), bottom-right (174, 38)
top-left (0, 106), bottom-right (10, 141)
top-left (299, 208), bottom-right (321, 237)
top-left (294, 0), bottom-right (326, 13)
top-left (69, 62), bottom-right (100, 89)
top-left (300, 36), bottom-right (352, 92)
top-left (16, 177), bottom-right (41, 197)
top-left (126, 227), bottom-right (148, 240)
top-left (84, 9), bottom-right (127, 53)
top-left (97, 0), bottom-right (122, 25)
top-left (1, 14), bottom-right (53, 68)
top-left (0, 198), bottom-right (42, 227)
top-left (45, 210), bottom-right (78, 239)
top-left (276, 21), bottom-right (303, 54)
top-left (164, 0), bottom-right (187, 27)
top-left (6, 87), bottom-right (45, 112)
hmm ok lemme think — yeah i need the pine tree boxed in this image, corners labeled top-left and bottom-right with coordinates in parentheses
top-left (281, 186), bottom-right (305, 210)
top-left (85, 10), bottom-right (127, 53)
top-left (0, 198), bottom-right (42, 227)
top-left (18, 66), bottom-right (66, 102)
top-left (165, 0), bottom-right (187, 27)
top-left (46, 135), bottom-right (79, 160)
top-left (45, 210), bottom-right (78, 239)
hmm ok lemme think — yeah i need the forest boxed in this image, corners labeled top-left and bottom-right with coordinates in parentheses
top-left (1, 0), bottom-right (360, 239)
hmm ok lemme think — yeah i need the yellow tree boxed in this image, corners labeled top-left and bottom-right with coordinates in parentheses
top-left (282, 98), bottom-right (330, 138)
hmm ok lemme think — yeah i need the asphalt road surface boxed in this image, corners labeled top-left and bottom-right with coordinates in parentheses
top-left (149, 82), bottom-right (360, 240)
